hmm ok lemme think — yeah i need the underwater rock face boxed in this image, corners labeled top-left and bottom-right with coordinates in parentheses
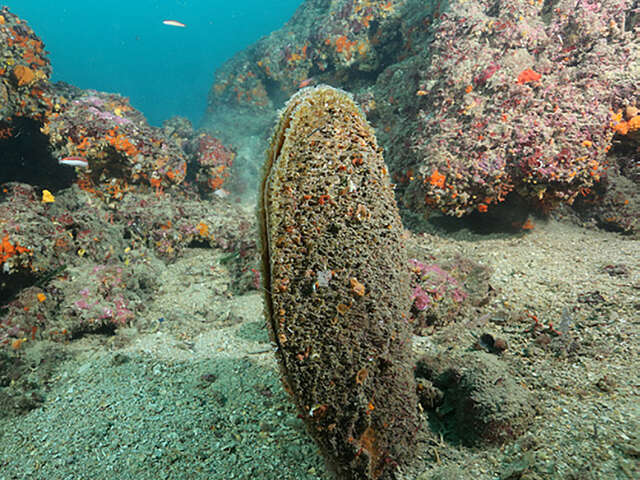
top-left (203, 0), bottom-right (640, 231)
top-left (206, 0), bottom-right (405, 115)
top-left (400, 0), bottom-right (640, 216)
top-left (201, 0), bottom-right (408, 146)
top-left (259, 85), bottom-right (419, 480)
top-left (0, 6), bottom-right (52, 123)
top-left (416, 352), bottom-right (535, 446)
top-left (42, 90), bottom-right (188, 197)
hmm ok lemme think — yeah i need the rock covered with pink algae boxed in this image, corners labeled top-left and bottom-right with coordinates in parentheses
top-left (187, 133), bottom-right (235, 193)
top-left (408, 256), bottom-right (493, 333)
top-left (570, 104), bottom-right (640, 235)
top-left (399, 0), bottom-right (639, 216)
top-left (42, 90), bottom-right (188, 196)
top-left (203, 0), bottom-right (639, 228)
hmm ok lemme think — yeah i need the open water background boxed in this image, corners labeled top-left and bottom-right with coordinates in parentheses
top-left (9, 0), bottom-right (302, 126)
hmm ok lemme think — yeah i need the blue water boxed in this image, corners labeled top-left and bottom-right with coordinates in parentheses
top-left (9, 0), bottom-right (302, 126)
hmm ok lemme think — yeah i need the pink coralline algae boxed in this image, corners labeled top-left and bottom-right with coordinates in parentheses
top-left (189, 133), bottom-right (235, 193)
top-left (60, 263), bottom-right (142, 332)
top-left (0, 286), bottom-right (52, 348)
top-left (409, 258), bottom-right (469, 331)
top-left (412, 285), bottom-right (432, 311)
top-left (403, 0), bottom-right (640, 216)
top-left (42, 90), bottom-right (188, 197)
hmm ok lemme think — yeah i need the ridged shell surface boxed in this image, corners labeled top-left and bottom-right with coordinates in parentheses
top-left (259, 85), bottom-right (418, 480)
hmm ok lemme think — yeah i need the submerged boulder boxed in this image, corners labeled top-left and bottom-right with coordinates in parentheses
top-left (0, 6), bottom-right (53, 123)
top-left (416, 351), bottom-right (536, 446)
top-left (384, 0), bottom-right (640, 216)
top-left (204, 0), bottom-right (640, 233)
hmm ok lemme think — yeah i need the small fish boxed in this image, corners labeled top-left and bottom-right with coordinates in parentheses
top-left (213, 188), bottom-right (230, 198)
top-left (163, 19), bottom-right (186, 28)
top-left (59, 156), bottom-right (89, 168)
top-left (298, 77), bottom-right (314, 88)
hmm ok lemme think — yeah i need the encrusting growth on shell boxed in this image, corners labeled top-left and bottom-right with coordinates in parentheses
top-left (258, 85), bottom-right (419, 480)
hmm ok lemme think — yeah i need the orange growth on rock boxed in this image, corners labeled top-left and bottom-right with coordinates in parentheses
top-left (517, 68), bottom-right (541, 84)
top-left (428, 169), bottom-right (446, 188)
top-left (105, 180), bottom-right (130, 200)
top-left (76, 136), bottom-right (92, 152)
top-left (610, 109), bottom-right (629, 134)
top-left (521, 219), bottom-right (535, 230)
top-left (335, 35), bottom-right (357, 58)
top-left (12, 65), bottom-right (35, 86)
top-left (381, 1), bottom-right (394, 11)
top-left (1, 234), bottom-right (31, 263)
top-left (197, 222), bottom-right (209, 237)
top-left (106, 129), bottom-right (139, 157)
top-left (77, 175), bottom-right (98, 195)
top-left (335, 35), bottom-right (348, 52)
top-left (208, 176), bottom-right (225, 190)
top-left (350, 277), bottom-right (365, 297)
top-left (149, 177), bottom-right (162, 190)
top-left (611, 109), bottom-right (624, 123)
top-left (613, 120), bottom-right (629, 135)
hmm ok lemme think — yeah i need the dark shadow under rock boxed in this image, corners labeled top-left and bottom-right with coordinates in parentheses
top-left (0, 341), bottom-right (68, 418)
top-left (416, 351), bottom-right (536, 447)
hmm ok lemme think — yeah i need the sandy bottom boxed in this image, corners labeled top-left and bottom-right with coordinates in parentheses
top-left (0, 218), bottom-right (638, 479)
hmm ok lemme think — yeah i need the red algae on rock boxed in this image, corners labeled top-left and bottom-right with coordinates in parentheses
top-left (403, 0), bottom-right (639, 216)
top-left (42, 90), bottom-right (188, 197)
top-left (0, 6), bottom-right (54, 123)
